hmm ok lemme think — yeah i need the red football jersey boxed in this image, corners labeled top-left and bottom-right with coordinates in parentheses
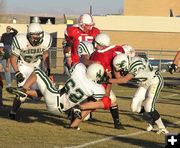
top-left (90, 45), bottom-right (125, 72)
top-left (64, 25), bottom-right (100, 64)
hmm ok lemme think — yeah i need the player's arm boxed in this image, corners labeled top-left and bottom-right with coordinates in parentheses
top-left (42, 50), bottom-right (50, 76)
top-left (63, 34), bottom-right (73, 68)
top-left (81, 54), bottom-right (96, 66)
top-left (10, 54), bottom-right (19, 72)
top-left (169, 51), bottom-right (180, 74)
top-left (11, 37), bottom-right (25, 82)
top-left (109, 73), bottom-right (134, 84)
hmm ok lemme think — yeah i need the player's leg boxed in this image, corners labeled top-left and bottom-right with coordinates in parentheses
top-left (9, 63), bottom-right (35, 120)
top-left (131, 87), bottom-right (146, 113)
top-left (109, 90), bottom-right (124, 129)
top-left (143, 75), bottom-right (169, 134)
top-left (65, 110), bottom-right (92, 130)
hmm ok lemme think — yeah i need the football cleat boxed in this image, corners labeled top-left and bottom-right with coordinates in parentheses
top-left (6, 87), bottom-right (27, 102)
top-left (114, 122), bottom-right (125, 129)
top-left (156, 128), bottom-right (169, 134)
top-left (73, 108), bottom-right (82, 119)
top-left (9, 113), bottom-right (16, 120)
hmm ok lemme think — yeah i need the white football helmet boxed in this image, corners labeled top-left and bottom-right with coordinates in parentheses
top-left (122, 44), bottom-right (136, 57)
top-left (93, 33), bottom-right (110, 49)
top-left (87, 63), bottom-right (104, 82)
top-left (113, 53), bottom-right (129, 71)
top-left (78, 13), bottom-right (94, 33)
top-left (27, 23), bottom-right (44, 46)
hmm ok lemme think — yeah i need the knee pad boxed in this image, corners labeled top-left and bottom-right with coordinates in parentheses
top-left (109, 90), bottom-right (117, 104)
top-left (101, 96), bottom-right (111, 110)
top-left (149, 110), bottom-right (160, 121)
top-left (142, 112), bottom-right (154, 124)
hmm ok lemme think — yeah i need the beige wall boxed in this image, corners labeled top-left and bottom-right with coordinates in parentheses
top-left (124, 0), bottom-right (180, 16)
top-left (104, 31), bottom-right (180, 51)
top-left (94, 16), bottom-right (180, 32)
top-left (1, 15), bottom-right (180, 50)
top-left (0, 23), bottom-right (66, 38)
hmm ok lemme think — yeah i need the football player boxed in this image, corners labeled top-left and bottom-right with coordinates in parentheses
top-left (89, 33), bottom-right (126, 129)
top-left (9, 22), bottom-right (52, 119)
top-left (6, 63), bottom-right (112, 129)
top-left (104, 53), bottom-right (169, 134)
top-left (169, 51), bottom-right (180, 74)
top-left (63, 13), bottom-right (100, 76)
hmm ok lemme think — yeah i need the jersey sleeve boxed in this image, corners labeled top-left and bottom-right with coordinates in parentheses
top-left (11, 36), bottom-right (21, 57)
top-left (129, 58), bottom-right (145, 76)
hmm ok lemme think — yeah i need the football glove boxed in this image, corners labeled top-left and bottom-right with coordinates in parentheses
top-left (169, 63), bottom-right (177, 74)
top-left (15, 71), bottom-right (25, 83)
top-left (97, 75), bottom-right (110, 84)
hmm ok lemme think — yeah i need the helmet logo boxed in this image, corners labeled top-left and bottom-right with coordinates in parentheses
top-left (116, 60), bottom-right (127, 69)
top-left (96, 70), bottom-right (102, 80)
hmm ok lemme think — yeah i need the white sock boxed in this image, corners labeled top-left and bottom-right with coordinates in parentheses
top-left (155, 118), bottom-right (165, 129)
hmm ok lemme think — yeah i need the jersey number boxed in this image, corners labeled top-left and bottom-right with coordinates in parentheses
top-left (64, 79), bottom-right (85, 103)
top-left (78, 35), bottom-right (94, 42)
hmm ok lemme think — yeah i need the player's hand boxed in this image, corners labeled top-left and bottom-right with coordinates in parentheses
top-left (97, 75), bottom-right (110, 84)
top-left (169, 64), bottom-right (177, 74)
top-left (15, 71), bottom-right (25, 83)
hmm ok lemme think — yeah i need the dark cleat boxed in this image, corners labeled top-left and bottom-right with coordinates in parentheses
top-left (9, 113), bottom-right (16, 120)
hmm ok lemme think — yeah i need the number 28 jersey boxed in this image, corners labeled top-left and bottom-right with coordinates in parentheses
top-left (12, 32), bottom-right (52, 67)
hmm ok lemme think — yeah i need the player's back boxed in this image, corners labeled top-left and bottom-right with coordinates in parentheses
top-left (129, 56), bottom-right (158, 83)
top-left (64, 63), bottom-right (105, 104)
top-left (91, 45), bottom-right (124, 72)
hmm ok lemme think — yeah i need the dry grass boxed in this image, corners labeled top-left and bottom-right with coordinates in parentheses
top-left (0, 73), bottom-right (180, 148)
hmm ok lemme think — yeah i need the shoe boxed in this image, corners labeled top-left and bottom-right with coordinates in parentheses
top-left (156, 128), bottom-right (169, 134)
top-left (73, 105), bottom-right (82, 119)
top-left (6, 87), bottom-right (27, 97)
top-left (9, 113), bottom-right (16, 120)
top-left (114, 122), bottom-right (125, 129)
top-left (64, 125), bottom-right (80, 130)
top-left (147, 124), bottom-right (154, 131)
top-left (6, 87), bottom-right (27, 102)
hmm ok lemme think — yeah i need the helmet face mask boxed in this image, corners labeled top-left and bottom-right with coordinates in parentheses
top-left (78, 14), bottom-right (94, 33)
top-left (86, 63), bottom-right (104, 82)
top-left (27, 23), bottom-right (44, 46)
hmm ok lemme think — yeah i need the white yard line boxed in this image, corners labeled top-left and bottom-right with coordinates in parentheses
top-left (64, 120), bottom-right (180, 148)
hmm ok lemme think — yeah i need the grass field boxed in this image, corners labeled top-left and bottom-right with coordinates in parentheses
top-left (0, 72), bottom-right (180, 148)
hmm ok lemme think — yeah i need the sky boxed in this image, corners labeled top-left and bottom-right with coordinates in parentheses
top-left (2, 0), bottom-right (124, 15)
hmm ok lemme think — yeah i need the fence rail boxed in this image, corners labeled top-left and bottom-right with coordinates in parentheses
top-left (49, 48), bottom-right (178, 73)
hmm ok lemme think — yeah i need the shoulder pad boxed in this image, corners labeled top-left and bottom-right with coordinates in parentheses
top-left (66, 26), bottom-right (79, 37)
top-left (69, 63), bottom-right (86, 74)
top-left (12, 33), bottom-right (28, 49)
top-left (41, 32), bottom-right (52, 48)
